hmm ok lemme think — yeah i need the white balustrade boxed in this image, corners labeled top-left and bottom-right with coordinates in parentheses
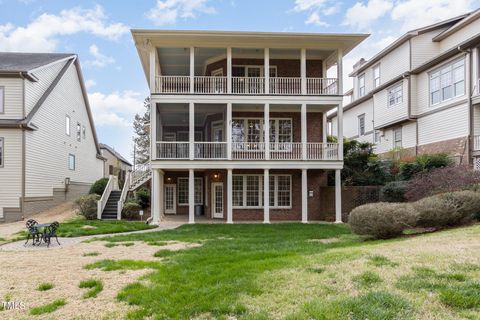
top-left (97, 175), bottom-right (116, 219)
top-left (156, 76), bottom-right (190, 93)
top-left (231, 142), bottom-right (266, 160)
top-left (232, 77), bottom-right (265, 94)
top-left (194, 76), bottom-right (227, 94)
top-left (157, 142), bottom-right (190, 159)
top-left (269, 77), bottom-right (301, 95)
top-left (306, 143), bottom-right (339, 160)
top-left (131, 162), bottom-right (151, 190)
top-left (306, 78), bottom-right (338, 95)
top-left (269, 142), bottom-right (302, 160)
top-left (194, 142), bottom-right (228, 159)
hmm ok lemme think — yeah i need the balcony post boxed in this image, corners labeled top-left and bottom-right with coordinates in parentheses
top-left (152, 169), bottom-right (161, 225)
top-left (335, 169), bottom-right (342, 223)
top-left (264, 48), bottom-right (270, 94)
top-left (227, 103), bottom-right (232, 160)
top-left (263, 169), bottom-right (270, 224)
top-left (337, 48), bottom-right (343, 95)
top-left (227, 47), bottom-right (232, 94)
top-left (189, 169), bottom-right (195, 224)
top-left (151, 102), bottom-right (157, 160)
top-left (337, 102), bottom-right (343, 160)
top-left (227, 169), bottom-right (233, 223)
top-left (159, 170), bottom-right (164, 222)
top-left (301, 103), bottom-right (307, 160)
top-left (149, 47), bottom-right (156, 92)
top-left (322, 112), bottom-right (327, 144)
top-left (190, 46), bottom-right (195, 93)
top-left (264, 103), bottom-right (270, 160)
top-left (189, 102), bottom-right (195, 160)
top-left (302, 169), bottom-right (308, 223)
top-left (301, 48), bottom-right (307, 94)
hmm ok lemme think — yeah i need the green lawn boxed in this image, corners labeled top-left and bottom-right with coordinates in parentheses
top-left (84, 223), bottom-right (480, 319)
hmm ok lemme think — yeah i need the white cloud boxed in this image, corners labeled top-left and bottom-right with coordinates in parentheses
top-left (343, 0), bottom-right (393, 29)
top-left (88, 90), bottom-right (145, 128)
top-left (0, 5), bottom-right (129, 52)
top-left (293, 0), bottom-right (338, 27)
top-left (306, 12), bottom-right (329, 26)
top-left (86, 44), bottom-right (115, 68)
top-left (85, 79), bottom-right (96, 89)
top-left (147, 0), bottom-right (216, 26)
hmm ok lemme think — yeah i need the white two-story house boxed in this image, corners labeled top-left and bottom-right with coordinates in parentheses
top-left (329, 9), bottom-right (480, 166)
top-left (0, 53), bottom-right (104, 222)
top-left (130, 30), bottom-right (367, 224)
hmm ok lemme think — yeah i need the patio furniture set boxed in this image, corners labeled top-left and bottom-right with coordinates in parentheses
top-left (24, 219), bottom-right (61, 247)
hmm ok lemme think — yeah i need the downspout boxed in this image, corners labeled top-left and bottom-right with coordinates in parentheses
top-left (460, 47), bottom-right (473, 166)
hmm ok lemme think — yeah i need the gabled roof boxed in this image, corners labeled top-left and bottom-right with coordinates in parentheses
top-left (0, 52), bottom-right (74, 72)
top-left (100, 143), bottom-right (132, 166)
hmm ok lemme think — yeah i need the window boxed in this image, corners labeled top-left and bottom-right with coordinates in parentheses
top-left (430, 58), bottom-right (465, 105)
top-left (0, 87), bottom-right (4, 113)
top-left (358, 114), bottom-right (365, 136)
top-left (109, 165), bottom-right (113, 175)
top-left (0, 137), bottom-right (3, 167)
top-left (388, 83), bottom-right (403, 107)
top-left (358, 74), bottom-right (365, 97)
top-left (177, 177), bottom-right (203, 205)
top-left (393, 128), bottom-right (402, 148)
top-left (233, 174), bottom-right (292, 208)
top-left (68, 154), bottom-right (75, 170)
top-left (76, 123), bottom-right (81, 141)
top-left (373, 65), bottom-right (380, 88)
top-left (232, 118), bottom-right (292, 149)
top-left (82, 126), bottom-right (86, 140)
top-left (374, 131), bottom-right (381, 143)
top-left (65, 115), bottom-right (71, 136)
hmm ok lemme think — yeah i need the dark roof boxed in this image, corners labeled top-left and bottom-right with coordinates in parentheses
top-left (0, 52), bottom-right (75, 72)
top-left (99, 143), bottom-right (132, 166)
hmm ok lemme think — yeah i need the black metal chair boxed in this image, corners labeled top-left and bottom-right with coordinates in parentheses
top-left (25, 219), bottom-right (42, 246)
top-left (43, 222), bottom-right (60, 248)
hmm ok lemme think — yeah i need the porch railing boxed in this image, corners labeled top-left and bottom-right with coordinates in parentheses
top-left (307, 78), bottom-right (338, 95)
top-left (232, 142), bottom-right (266, 160)
top-left (194, 76), bottom-right (227, 94)
top-left (232, 77), bottom-right (265, 94)
top-left (157, 142), bottom-right (190, 159)
top-left (194, 142), bottom-right (228, 159)
top-left (474, 136), bottom-right (480, 151)
top-left (156, 76), bottom-right (190, 93)
top-left (269, 142), bottom-right (302, 160)
top-left (270, 77), bottom-right (301, 95)
top-left (307, 143), bottom-right (338, 160)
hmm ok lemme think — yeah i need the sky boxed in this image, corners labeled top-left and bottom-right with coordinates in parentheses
top-left (0, 0), bottom-right (479, 161)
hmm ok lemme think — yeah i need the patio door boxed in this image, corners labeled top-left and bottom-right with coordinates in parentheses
top-left (211, 182), bottom-right (224, 219)
top-left (164, 184), bottom-right (176, 214)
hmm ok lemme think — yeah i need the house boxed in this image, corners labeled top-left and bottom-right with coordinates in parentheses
top-left (128, 30), bottom-right (367, 224)
top-left (0, 53), bottom-right (104, 222)
top-left (329, 9), bottom-right (480, 167)
top-left (99, 143), bottom-right (132, 184)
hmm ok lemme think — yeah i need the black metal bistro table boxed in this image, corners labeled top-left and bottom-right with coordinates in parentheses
top-left (35, 223), bottom-right (51, 245)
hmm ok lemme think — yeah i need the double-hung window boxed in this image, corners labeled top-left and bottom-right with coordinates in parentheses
top-left (388, 83), bottom-right (403, 107)
top-left (358, 114), bottom-right (365, 136)
top-left (358, 74), bottom-right (366, 97)
top-left (177, 177), bottom-right (203, 205)
top-left (430, 58), bottom-right (465, 105)
top-left (233, 174), bottom-right (292, 208)
top-left (0, 137), bottom-right (4, 167)
top-left (393, 128), bottom-right (402, 148)
top-left (373, 65), bottom-right (380, 88)
top-left (68, 154), bottom-right (75, 170)
top-left (0, 87), bottom-right (4, 113)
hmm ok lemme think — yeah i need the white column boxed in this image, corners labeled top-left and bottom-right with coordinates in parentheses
top-left (150, 101), bottom-right (157, 159)
top-left (152, 169), bottom-right (161, 224)
top-left (189, 102), bottom-right (195, 160)
top-left (227, 47), bottom-right (232, 94)
top-left (263, 169), bottom-right (270, 224)
top-left (190, 46), bottom-right (195, 93)
top-left (301, 103), bottom-right (307, 160)
top-left (149, 48), bottom-right (156, 92)
top-left (227, 103), bottom-right (232, 160)
top-left (159, 171), bottom-right (165, 222)
top-left (189, 169), bottom-right (195, 224)
top-left (322, 60), bottom-right (327, 79)
top-left (227, 169), bottom-right (233, 223)
top-left (302, 169), bottom-right (308, 223)
top-left (337, 49), bottom-right (343, 95)
top-left (264, 48), bottom-right (270, 94)
top-left (335, 169), bottom-right (342, 223)
top-left (264, 103), bottom-right (270, 160)
top-left (337, 102), bottom-right (343, 160)
top-left (301, 48), bottom-right (307, 94)
top-left (322, 112), bottom-right (327, 144)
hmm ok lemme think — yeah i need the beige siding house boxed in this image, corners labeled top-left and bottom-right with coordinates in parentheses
top-left (0, 53), bottom-right (104, 222)
top-left (99, 143), bottom-right (132, 182)
top-left (330, 9), bottom-right (480, 165)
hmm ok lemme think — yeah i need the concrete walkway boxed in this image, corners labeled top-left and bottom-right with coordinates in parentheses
top-left (0, 221), bottom-right (184, 251)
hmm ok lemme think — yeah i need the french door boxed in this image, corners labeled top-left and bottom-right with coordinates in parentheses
top-left (164, 184), bottom-right (176, 214)
top-left (211, 182), bottom-right (224, 219)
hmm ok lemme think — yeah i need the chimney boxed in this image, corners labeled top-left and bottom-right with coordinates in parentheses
top-left (353, 58), bottom-right (366, 70)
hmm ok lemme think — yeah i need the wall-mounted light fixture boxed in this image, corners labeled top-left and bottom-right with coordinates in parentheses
top-left (65, 177), bottom-right (71, 193)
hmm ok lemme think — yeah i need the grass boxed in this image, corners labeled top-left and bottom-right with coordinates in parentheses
top-left (15, 216), bottom-right (155, 238)
top-left (29, 299), bottom-right (66, 315)
top-left (36, 282), bottom-right (54, 291)
top-left (104, 242), bottom-right (135, 248)
top-left (79, 279), bottom-right (104, 298)
top-left (86, 223), bottom-right (480, 319)
top-left (82, 251), bottom-right (100, 257)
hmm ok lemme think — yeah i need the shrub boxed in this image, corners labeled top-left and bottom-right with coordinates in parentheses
top-left (122, 201), bottom-right (141, 219)
top-left (398, 153), bottom-right (451, 181)
top-left (349, 202), bottom-right (416, 239)
top-left (136, 188), bottom-right (150, 208)
top-left (398, 162), bottom-right (422, 181)
top-left (381, 181), bottom-right (408, 202)
top-left (75, 194), bottom-right (100, 220)
top-left (89, 178), bottom-right (109, 196)
top-left (413, 191), bottom-right (480, 228)
top-left (405, 166), bottom-right (480, 201)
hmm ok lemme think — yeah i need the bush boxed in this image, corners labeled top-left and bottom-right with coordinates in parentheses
top-left (405, 166), bottom-right (480, 201)
top-left (413, 191), bottom-right (480, 228)
top-left (398, 153), bottom-right (451, 181)
top-left (381, 181), bottom-right (408, 202)
top-left (349, 203), bottom-right (417, 239)
top-left (136, 188), bottom-right (150, 208)
top-left (75, 194), bottom-right (100, 220)
top-left (122, 201), bottom-right (141, 219)
top-left (89, 178), bottom-right (109, 196)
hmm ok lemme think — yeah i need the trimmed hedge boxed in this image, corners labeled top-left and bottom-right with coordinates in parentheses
top-left (89, 178), bottom-right (109, 196)
top-left (122, 202), bottom-right (141, 219)
top-left (75, 194), bottom-right (100, 220)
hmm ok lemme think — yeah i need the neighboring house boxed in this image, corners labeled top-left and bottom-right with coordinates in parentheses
top-left (130, 30), bottom-right (367, 224)
top-left (0, 53), bottom-right (104, 222)
top-left (329, 9), bottom-right (480, 166)
top-left (99, 143), bottom-right (132, 183)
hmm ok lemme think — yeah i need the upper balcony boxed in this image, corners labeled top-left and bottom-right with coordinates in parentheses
top-left (132, 30), bottom-right (369, 97)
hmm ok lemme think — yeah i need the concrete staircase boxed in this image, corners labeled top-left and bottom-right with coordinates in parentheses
top-left (101, 191), bottom-right (122, 220)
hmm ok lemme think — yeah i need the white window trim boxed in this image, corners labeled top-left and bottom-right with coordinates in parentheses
top-left (65, 115), bottom-right (71, 136)
top-left (0, 86), bottom-right (4, 114)
top-left (0, 137), bottom-right (4, 168)
top-left (232, 65), bottom-right (278, 77)
top-left (393, 128), bottom-right (402, 148)
top-left (358, 114), bottom-right (366, 136)
top-left (211, 68), bottom-right (224, 76)
top-left (68, 154), bottom-right (75, 171)
top-left (177, 177), bottom-right (203, 206)
top-left (82, 125), bottom-right (86, 140)
top-left (428, 56), bottom-right (466, 107)
top-left (76, 122), bottom-right (81, 142)
top-left (387, 82), bottom-right (403, 107)
top-left (358, 73), bottom-right (366, 97)
top-left (232, 174), bottom-right (292, 209)
top-left (232, 117), bottom-right (293, 146)
top-left (373, 64), bottom-right (380, 88)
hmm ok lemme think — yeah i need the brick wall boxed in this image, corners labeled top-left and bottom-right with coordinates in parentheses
top-left (417, 136), bottom-right (469, 165)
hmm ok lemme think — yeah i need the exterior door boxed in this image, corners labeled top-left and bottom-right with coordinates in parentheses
top-left (211, 182), bottom-right (224, 219)
top-left (164, 184), bottom-right (176, 214)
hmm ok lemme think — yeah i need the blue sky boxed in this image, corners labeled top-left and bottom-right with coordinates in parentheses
top-left (0, 0), bottom-right (479, 160)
